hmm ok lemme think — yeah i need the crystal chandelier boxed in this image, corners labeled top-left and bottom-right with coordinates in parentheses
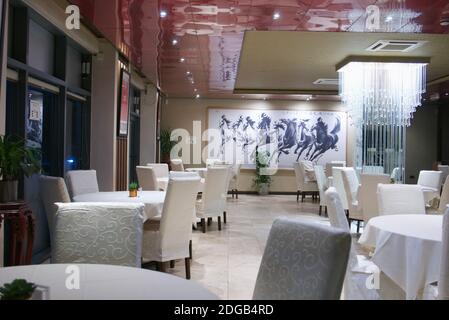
top-left (337, 58), bottom-right (428, 181)
top-left (338, 60), bottom-right (427, 127)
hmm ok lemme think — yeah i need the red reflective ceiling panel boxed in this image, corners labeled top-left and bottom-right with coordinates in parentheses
top-left (72, 0), bottom-right (449, 98)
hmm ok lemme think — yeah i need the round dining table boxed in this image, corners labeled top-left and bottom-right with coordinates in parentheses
top-left (0, 264), bottom-right (218, 300)
top-left (73, 191), bottom-right (165, 221)
top-left (359, 214), bottom-right (443, 300)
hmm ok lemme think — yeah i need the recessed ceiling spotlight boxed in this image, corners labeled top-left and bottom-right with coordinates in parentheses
top-left (446, 93), bottom-right (449, 96)
top-left (180, 58), bottom-right (185, 62)
top-left (172, 39), bottom-right (178, 45)
top-left (195, 94), bottom-right (200, 99)
top-left (160, 10), bottom-right (167, 18)
top-left (441, 18), bottom-right (449, 26)
top-left (194, 88), bottom-right (197, 92)
top-left (273, 12), bottom-right (281, 20)
top-left (186, 71), bottom-right (191, 75)
top-left (385, 15), bottom-right (393, 22)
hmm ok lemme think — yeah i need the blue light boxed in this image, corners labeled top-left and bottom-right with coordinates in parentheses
top-left (66, 158), bottom-right (75, 164)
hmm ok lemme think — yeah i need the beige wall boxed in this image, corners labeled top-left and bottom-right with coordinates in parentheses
top-left (161, 98), bottom-right (354, 192)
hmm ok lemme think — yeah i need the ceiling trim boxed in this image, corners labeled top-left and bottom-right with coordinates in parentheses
top-left (336, 56), bottom-right (431, 71)
top-left (233, 89), bottom-right (338, 95)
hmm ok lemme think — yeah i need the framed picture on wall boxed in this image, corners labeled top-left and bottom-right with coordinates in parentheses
top-left (117, 69), bottom-right (131, 136)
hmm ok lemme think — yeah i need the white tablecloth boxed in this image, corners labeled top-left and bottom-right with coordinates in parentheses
top-left (73, 191), bottom-right (165, 221)
top-left (0, 264), bottom-right (217, 300)
top-left (359, 214), bottom-right (443, 299)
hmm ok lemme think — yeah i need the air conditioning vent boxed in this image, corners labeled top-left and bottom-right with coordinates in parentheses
top-left (313, 78), bottom-right (339, 86)
top-left (366, 40), bottom-right (427, 52)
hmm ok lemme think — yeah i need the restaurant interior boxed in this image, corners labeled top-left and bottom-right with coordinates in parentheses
top-left (1, 0), bottom-right (449, 301)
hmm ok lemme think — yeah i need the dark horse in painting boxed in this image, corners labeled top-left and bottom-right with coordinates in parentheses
top-left (294, 119), bottom-right (315, 161)
top-left (308, 117), bottom-right (340, 161)
top-left (277, 118), bottom-right (297, 159)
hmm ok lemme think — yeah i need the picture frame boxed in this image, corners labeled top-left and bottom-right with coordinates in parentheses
top-left (117, 69), bottom-right (131, 137)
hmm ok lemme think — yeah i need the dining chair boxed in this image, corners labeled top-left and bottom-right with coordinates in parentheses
top-left (325, 187), bottom-right (350, 232)
top-left (228, 163), bottom-right (241, 199)
top-left (439, 176), bottom-right (449, 214)
top-left (359, 174), bottom-right (390, 222)
top-left (170, 159), bottom-right (184, 171)
top-left (377, 184), bottom-right (426, 215)
top-left (206, 158), bottom-right (224, 167)
top-left (253, 217), bottom-right (351, 300)
top-left (142, 175), bottom-right (200, 279)
top-left (438, 165), bottom-right (449, 187)
top-left (293, 162), bottom-right (318, 202)
top-left (418, 170), bottom-right (443, 203)
top-left (342, 168), bottom-right (363, 233)
top-left (65, 170), bottom-right (99, 198)
top-left (196, 167), bottom-right (229, 233)
top-left (39, 175), bottom-right (71, 246)
top-left (52, 202), bottom-right (144, 267)
top-left (314, 165), bottom-right (328, 216)
top-left (146, 163), bottom-right (169, 179)
top-left (136, 166), bottom-right (159, 191)
top-left (438, 208), bottom-right (449, 300)
top-left (332, 167), bottom-right (349, 211)
top-left (325, 161), bottom-right (345, 178)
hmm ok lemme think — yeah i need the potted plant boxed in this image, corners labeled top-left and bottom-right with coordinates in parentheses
top-left (159, 129), bottom-right (176, 165)
top-left (0, 135), bottom-right (41, 202)
top-left (129, 182), bottom-right (138, 198)
top-left (253, 147), bottom-right (272, 195)
top-left (0, 279), bottom-right (36, 300)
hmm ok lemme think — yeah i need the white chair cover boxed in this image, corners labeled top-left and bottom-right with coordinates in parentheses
top-left (359, 174), bottom-right (390, 222)
top-left (342, 168), bottom-right (363, 221)
top-left (377, 184), bottom-right (426, 215)
top-left (196, 167), bottom-right (229, 219)
top-left (332, 167), bottom-right (348, 210)
top-left (325, 161), bottom-right (345, 178)
top-left (136, 166), bottom-right (158, 191)
top-left (170, 159), bottom-right (184, 172)
top-left (439, 208), bottom-right (449, 300)
top-left (52, 202), bottom-right (144, 267)
top-left (228, 164), bottom-right (241, 192)
top-left (438, 165), bottom-right (449, 187)
top-left (142, 176), bottom-right (200, 262)
top-left (206, 159), bottom-right (224, 167)
top-left (325, 188), bottom-right (350, 232)
top-left (418, 170), bottom-right (443, 201)
top-left (293, 162), bottom-right (318, 193)
top-left (314, 165), bottom-right (328, 207)
top-left (146, 163), bottom-right (169, 179)
top-left (439, 176), bottom-right (449, 213)
top-left (39, 175), bottom-right (71, 245)
top-left (253, 217), bottom-right (351, 300)
top-left (65, 170), bottom-right (99, 198)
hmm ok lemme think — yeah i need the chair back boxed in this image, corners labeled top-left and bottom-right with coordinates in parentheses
top-left (52, 202), bottom-right (144, 267)
top-left (170, 159), bottom-right (184, 171)
top-left (377, 184), bottom-right (426, 215)
top-left (439, 208), bottom-right (449, 300)
top-left (359, 174), bottom-right (390, 222)
top-left (314, 165), bottom-right (327, 206)
top-left (417, 170), bottom-right (443, 191)
top-left (293, 162), bottom-right (305, 190)
top-left (325, 188), bottom-right (350, 232)
top-left (332, 167), bottom-right (348, 210)
top-left (159, 176), bottom-right (201, 258)
top-left (439, 176), bottom-right (449, 213)
top-left (438, 165), bottom-right (449, 187)
top-left (146, 163), bottom-right (169, 179)
top-left (201, 167), bottom-right (229, 214)
top-left (206, 158), bottom-right (224, 167)
top-left (136, 166), bottom-right (158, 191)
top-left (169, 171), bottom-right (199, 178)
top-left (253, 218), bottom-right (351, 300)
top-left (341, 168), bottom-right (359, 207)
top-left (65, 170), bottom-right (99, 198)
top-left (228, 164), bottom-right (241, 190)
top-left (325, 161), bottom-right (345, 178)
top-left (39, 176), bottom-right (71, 243)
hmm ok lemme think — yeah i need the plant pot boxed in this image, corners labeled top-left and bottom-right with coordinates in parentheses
top-left (129, 189), bottom-right (138, 198)
top-left (258, 183), bottom-right (269, 196)
top-left (0, 180), bottom-right (19, 203)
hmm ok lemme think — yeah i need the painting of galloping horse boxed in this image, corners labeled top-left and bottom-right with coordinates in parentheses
top-left (208, 108), bottom-right (347, 168)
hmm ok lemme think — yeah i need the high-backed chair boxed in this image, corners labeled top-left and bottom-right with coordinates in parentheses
top-left (206, 158), bottom-right (224, 167)
top-left (438, 165), bottom-right (449, 187)
top-left (325, 161), bottom-right (345, 178)
top-left (146, 163), bottom-right (169, 179)
top-left (136, 166), bottom-right (158, 191)
top-left (170, 159), bottom-right (184, 172)
top-left (325, 188), bottom-right (350, 232)
top-left (439, 177), bottom-right (449, 214)
top-left (293, 162), bottom-right (318, 202)
top-left (142, 176), bottom-right (200, 279)
top-left (377, 184), bottom-right (426, 215)
top-left (418, 170), bottom-right (443, 203)
top-left (228, 164), bottom-right (241, 199)
top-left (65, 170), bottom-right (99, 198)
top-left (52, 202), bottom-right (144, 267)
top-left (314, 165), bottom-right (328, 216)
top-left (39, 176), bottom-right (71, 245)
top-left (332, 167), bottom-right (349, 211)
top-left (359, 174), bottom-right (390, 222)
top-left (439, 208), bottom-right (449, 300)
top-left (342, 168), bottom-right (363, 232)
top-left (253, 218), bottom-right (351, 300)
top-left (196, 167), bottom-right (229, 233)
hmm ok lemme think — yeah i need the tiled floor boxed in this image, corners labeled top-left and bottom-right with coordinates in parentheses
top-left (159, 194), bottom-right (377, 300)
